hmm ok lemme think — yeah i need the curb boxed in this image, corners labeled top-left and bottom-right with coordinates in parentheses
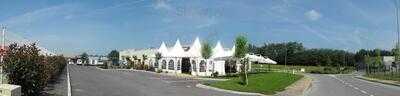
top-left (67, 64), bottom-right (72, 96)
top-left (96, 67), bottom-right (229, 81)
top-left (355, 76), bottom-right (400, 87)
top-left (196, 78), bottom-right (229, 81)
top-left (195, 83), bottom-right (268, 96)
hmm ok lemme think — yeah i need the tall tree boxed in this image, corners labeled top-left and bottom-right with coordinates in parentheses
top-left (81, 52), bottom-right (89, 65)
top-left (155, 52), bottom-right (162, 69)
top-left (201, 42), bottom-right (212, 59)
top-left (108, 50), bottom-right (119, 66)
top-left (142, 54), bottom-right (148, 70)
top-left (234, 35), bottom-right (249, 85)
top-left (395, 44), bottom-right (400, 63)
top-left (201, 41), bottom-right (213, 74)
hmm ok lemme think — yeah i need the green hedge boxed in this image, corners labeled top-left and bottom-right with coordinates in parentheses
top-left (3, 43), bottom-right (67, 96)
top-left (309, 67), bottom-right (354, 74)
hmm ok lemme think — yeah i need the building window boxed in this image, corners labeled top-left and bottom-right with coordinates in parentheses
top-left (177, 60), bottom-right (181, 70)
top-left (162, 60), bottom-right (167, 69)
top-left (168, 60), bottom-right (174, 70)
top-left (192, 60), bottom-right (197, 72)
top-left (200, 60), bottom-right (206, 72)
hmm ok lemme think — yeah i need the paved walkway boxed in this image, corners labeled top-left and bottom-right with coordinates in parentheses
top-left (44, 66), bottom-right (68, 96)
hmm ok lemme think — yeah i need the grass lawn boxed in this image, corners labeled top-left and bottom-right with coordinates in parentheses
top-left (252, 64), bottom-right (355, 74)
top-left (365, 72), bottom-right (400, 82)
top-left (207, 72), bottom-right (303, 95)
top-left (252, 64), bottom-right (321, 72)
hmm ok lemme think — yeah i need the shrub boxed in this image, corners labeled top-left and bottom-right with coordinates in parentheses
top-left (3, 43), bottom-right (67, 96)
top-left (143, 64), bottom-right (149, 70)
top-left (211, 72), bottom-right (219, 77)
top-left (308, 67), bottom-right (355, 74)
top-left (156, 69), bottom-right (162, 73)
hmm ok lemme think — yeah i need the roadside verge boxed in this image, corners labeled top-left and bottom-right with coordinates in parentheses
top-left (196, 83), bottom-right (268, 96)
top-left (196, 74), bottom-right (313, 96)
top-left (355, 76), bottom-right (400, 87)
top-left (276, 75), bottom-right (313, 96)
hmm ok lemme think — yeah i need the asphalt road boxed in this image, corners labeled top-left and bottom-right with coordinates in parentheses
top-left (68, 65), bottom-right (240, 96)
top-left (305, 74), bottom-right (400, 96)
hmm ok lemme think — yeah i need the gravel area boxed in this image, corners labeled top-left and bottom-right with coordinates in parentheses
top-left (44, 67), bottom-right (68, 96)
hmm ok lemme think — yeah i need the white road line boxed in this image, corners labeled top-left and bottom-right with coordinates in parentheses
top-left (361, 90), bottom-right (367, 94)
top-left (67, 64), bottom-right (72, 96)
top-left (329, 75), bottom-right (373, 96)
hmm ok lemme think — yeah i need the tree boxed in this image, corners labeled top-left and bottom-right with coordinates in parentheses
top-left (108, 50), bottom-right (119, 66)
top-left (201, 42), bottom-right (212, 59)
top-left (81, 52), bottom-right (89, 65)
top-left (142, 54), bottom-right (148, 70)
top-left (394, 44), bottom-right (400, 72)
top-left (126, 57), bottom-right (134, 69)
top-left (155, 52), bottom-right (162, 69)
top-left (364, 55), bottom-right (373, 74)
top-left (201, 41), bottom-right (213, 74)
top-left (234, 35), bottom-right (249, 85)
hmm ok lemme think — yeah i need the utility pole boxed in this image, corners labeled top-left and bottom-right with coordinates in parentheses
top-left (1, 25), bottom-right (5, 84)
top-left (396, 0), bottom-right (400, 48)
top-left (285, 44), bottom-right (288, 77)
top-left (394, 0), bottom-right (400, 72)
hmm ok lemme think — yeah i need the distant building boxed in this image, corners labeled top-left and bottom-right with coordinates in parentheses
top-left (383, 56), bottom-right (395, 69)
top-left (68, 55), bottom-right (108, 65)
top-left (88, 55), bottom-right (108, 65)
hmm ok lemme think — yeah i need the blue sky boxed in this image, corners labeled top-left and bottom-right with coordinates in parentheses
top-left (0, 0), bottom-right (397, 56)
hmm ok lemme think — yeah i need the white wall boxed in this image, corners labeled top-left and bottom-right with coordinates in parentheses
top-left (214, 60), bottom-right (226, 76)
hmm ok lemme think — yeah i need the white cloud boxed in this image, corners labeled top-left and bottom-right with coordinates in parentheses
top-left (305, 10), bottom-right (322, 21)
top-left (153, 0), bottom-right (172, 11)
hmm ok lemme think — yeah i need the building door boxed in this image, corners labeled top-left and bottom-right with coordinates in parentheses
top-left (181, 58), bottom-right (191, 74)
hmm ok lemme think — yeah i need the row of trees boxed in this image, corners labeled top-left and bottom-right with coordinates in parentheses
top-left (125, 55), bottom-right (150, 70)
top-left (4, 43), bottom-right (67, 96)
top-left (249, 42), bottom-right (356, 67)
top-left (249, 42), bottom-right (398, 70)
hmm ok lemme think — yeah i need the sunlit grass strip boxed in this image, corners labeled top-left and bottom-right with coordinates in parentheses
top-left (207, 72), bottom-right (303, 95)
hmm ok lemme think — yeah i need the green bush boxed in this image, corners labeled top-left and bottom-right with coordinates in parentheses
top-left (3, 43), bottom-right (67, 96)
top-left (309, 67), bottom-right (354, 74)
top-left (156, 69), bottom-right (162, 73)
top-left (211, 72), bottom-right (219, 77)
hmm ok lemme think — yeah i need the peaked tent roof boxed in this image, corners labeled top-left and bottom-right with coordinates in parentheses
top-left (167, 39), bottom-right (186, 57)
top-left (187, 37), bottom-right (202, 57)
top-left (212, 41), bottom-right (228, 58)
top-left (158, 42), bottom-right (168, 56)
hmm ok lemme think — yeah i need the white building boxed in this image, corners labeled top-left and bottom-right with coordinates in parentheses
top-left (88, 55), bottom-right (108, 65)
top-left (120, 37), bottom-right (276, 76)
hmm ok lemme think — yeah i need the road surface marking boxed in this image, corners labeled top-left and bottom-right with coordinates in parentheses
top-left (67, 64), bottom-right (72, 96)
top-left (361, 90), bottom-right (367, 94)
top-left (329, 75), bottom-right (374, 96)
